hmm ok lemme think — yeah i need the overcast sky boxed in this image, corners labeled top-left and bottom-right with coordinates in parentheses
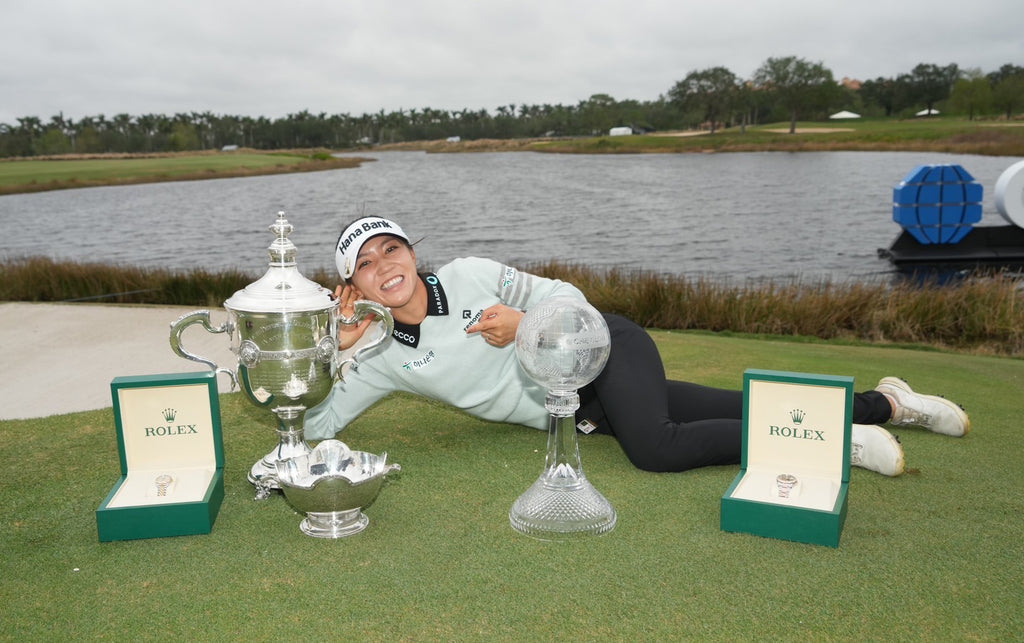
top-left (2, 0), bottom-right (1021, 125)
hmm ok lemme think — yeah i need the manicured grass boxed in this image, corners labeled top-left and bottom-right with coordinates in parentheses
top-left (3, 118), bottom-right (1023, 196)
top-left (529, 119), bottom-right (1024, 156)
top-left (0, 150), bottom-right (367, 194)
top-left (2, 331), bottom-right (1021, 639)
top-left (370, 118), bottom-right (1024, 157)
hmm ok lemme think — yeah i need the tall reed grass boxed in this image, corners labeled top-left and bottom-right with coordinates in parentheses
top-left (528, 261), bottom-right (1023, 357)
top-left (3, 257), bottom-right (1021, 356)
top-left (0, 257), bottom-right (252, 307)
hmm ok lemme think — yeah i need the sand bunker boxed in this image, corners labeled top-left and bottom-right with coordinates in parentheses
top-left (763, 127), bottom-right (855, 134)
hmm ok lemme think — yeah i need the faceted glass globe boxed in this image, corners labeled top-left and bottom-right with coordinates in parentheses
top-left (515, 296), bottom-right (610, 392)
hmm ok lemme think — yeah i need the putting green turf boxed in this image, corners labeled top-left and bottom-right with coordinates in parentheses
top-left (2, 331), bottom-right (1021, 639)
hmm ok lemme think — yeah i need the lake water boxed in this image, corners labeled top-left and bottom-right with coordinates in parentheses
top-left (0, 150), bottom-right (1017, 283)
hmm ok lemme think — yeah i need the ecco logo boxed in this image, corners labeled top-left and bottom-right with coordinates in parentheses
top-left (393, 329), bottom-right (417, 344)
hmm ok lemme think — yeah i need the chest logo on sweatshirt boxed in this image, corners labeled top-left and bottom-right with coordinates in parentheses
top-left (462, 309), bottom-right (484, 332)
top-left (402, 350), bottom-right (436, 372)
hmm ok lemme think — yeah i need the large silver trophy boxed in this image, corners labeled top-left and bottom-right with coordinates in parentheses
top-left (509, 296), bottom-right (616, 539)
top-left (169, 213), bottom-right (393, 492)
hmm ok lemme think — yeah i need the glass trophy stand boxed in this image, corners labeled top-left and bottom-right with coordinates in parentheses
top-left (509, 296), bottom-right (617, 540)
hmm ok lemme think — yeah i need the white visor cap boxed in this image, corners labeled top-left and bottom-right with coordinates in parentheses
top-left (335, 216), bottom-right (410, 279)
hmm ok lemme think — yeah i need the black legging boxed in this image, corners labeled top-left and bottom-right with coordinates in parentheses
top-left (576, 314), bottom-right (894, 472)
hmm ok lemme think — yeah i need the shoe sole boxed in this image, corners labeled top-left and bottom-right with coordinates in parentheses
top-left (878, 376), bottom-right (971, 437)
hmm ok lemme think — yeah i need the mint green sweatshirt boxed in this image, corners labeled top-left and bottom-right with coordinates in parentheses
top-left (303, 256), bottom-right (585, 440)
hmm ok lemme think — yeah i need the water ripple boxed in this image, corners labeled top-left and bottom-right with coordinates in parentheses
top-left (0, 150), bottom-right (1015, 283)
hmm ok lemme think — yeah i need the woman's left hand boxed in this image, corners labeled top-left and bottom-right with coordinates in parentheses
top-left (466, 304), bottom-right (524, 348)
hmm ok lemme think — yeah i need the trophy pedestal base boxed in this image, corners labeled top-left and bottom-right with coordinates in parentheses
top-left (510, 407), bottom-right (617, 540)
top-left (301, 509), bottom-right (369, 538)
top-left (509, 475), bottom-right (617, 541)
top-left (248, 431), bottom-right (313, 490)
top-left (248, 459), bottom-right (279, 489)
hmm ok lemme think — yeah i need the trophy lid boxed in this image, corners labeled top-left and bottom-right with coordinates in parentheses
top-left (223, 212), bottom-right (335, 314)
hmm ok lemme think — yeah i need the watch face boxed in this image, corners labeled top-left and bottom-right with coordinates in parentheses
top-left (155, 475), bottom-right (173, 485)
top-left (777, 474), bottom-right (797, 484)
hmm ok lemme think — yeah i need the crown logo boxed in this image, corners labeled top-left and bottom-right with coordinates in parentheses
top-left (162, 408), bottom-right (177, 422)
top-left (790, 409), bottom-right (805, 424)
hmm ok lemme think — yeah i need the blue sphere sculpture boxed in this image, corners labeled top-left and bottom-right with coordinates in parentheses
top-left (892, 164), bottom-right (983, 245)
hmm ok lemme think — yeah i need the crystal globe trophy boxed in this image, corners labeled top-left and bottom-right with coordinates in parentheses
top-left (509, 296), bottom-right (617, 539)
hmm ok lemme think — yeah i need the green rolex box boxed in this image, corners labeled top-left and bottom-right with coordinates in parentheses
top-left (720, 369), bottom-right (853, 548)
top-left (96, 371), bottom-right (225, 542)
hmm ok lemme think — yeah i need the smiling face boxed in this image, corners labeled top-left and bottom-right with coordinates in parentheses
top-left (348, 234), bottom-right (427, 323)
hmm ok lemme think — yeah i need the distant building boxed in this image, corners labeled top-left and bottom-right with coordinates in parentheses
top-left (840, 77), bottom-right (862, 91)
top-left (221, 145), bottom-right (239, 152)
top-left (446, 136), bottom-right (461, 143)
top-left (609, 127), bottom-right (632, 136)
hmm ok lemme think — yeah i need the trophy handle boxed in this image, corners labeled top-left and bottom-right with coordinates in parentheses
top-left (334, 300), bottom-right (394, 380)
top-left (169, 309), bottom-right (239, 390)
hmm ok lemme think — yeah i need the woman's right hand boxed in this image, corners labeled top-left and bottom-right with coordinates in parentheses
top-left (335, 284), bottom-right (376, 351)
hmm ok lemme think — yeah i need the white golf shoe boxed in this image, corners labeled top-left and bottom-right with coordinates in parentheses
top-left (875, 377), bottom-right (971, 437)
top-left (850, 424), bottom-right (905, 477)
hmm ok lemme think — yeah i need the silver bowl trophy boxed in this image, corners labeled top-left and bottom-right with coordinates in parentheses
top-left (509, 296), bottom-right (617, 539)
top-left (169, 212), bottom-right (393, 496)
top-left (256, 439), bottom-right (401, 538)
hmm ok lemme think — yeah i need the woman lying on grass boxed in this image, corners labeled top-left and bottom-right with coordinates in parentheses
top-left (304, 216), bottom-right (970, 476)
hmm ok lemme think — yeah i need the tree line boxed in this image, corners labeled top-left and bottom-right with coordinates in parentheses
top-left (2, 57), bottom-right (1022, 158)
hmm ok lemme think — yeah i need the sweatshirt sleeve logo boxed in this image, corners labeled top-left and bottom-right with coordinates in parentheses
top-left (498, 264), bottom-right (532, 309)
